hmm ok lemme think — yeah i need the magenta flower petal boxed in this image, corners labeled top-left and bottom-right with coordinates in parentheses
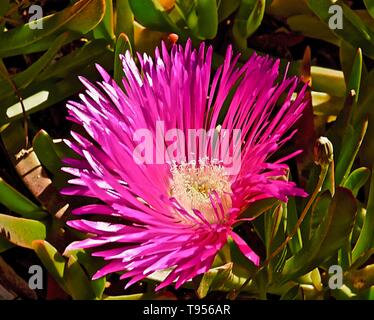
top-left (64, 40), bottom-right (309, 291)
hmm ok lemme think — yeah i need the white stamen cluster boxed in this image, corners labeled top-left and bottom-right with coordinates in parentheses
top-left (170, 158), bottom-right (232, 222)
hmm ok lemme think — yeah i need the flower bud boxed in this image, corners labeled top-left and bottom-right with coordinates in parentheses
top-left (314, 136), bottom-right (334, 166)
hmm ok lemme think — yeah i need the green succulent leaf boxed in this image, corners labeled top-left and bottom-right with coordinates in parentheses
top-left (233, 0), bottom-right (266, 49)
top-left (280, 187), bottom-right (357, 282)
top-left (0, 32), bottom-right (68, 100)
top-left (129, 0), bottom-right (179, 33)
top-left (37, 39), bottom-right (110, 82)
top-left (0, 214), bottom-right (47, 249)
top-left (32, 240), bottom-right (68, 293)
top-left (307, 0), bottom-right (374, 59)
top-left (197, 263), bottom-right (233, 298)
top-left (240, 198), bottom-right (278, 220)
top-left (335, 120), bottom-right (368, 185)
top-left (346, 48), bottom-right (363, 104)
top-left (0, 0), bottom-right (106, 58)
top-left (266, 0), bottom-right (311, 17)
top-left (0, 177), bottom-right (47, 220)
top-left (287, 14), bottom-right (340, 46)
top-left (114, 33), bottom-right (132, 85)
top-left (311, 66), bottom-right (346, 98)
top-left (309, 190), bottom-right (332, 239)
top-left (64, 255), bottom-right (97, 300)
top-left (350, 248), bottom-right (374, 271)
top-left (93, 0), bottom-right (115, 41)
top-left (0, 50), bottom-right (113, 125)
top-left (115, 0), bottom-right (134, 44)
top-left (32, 130), bottom-right (63, 171)
top-left (32, 130), bottom-right (68, 188)
top-left (352, 166), bottom-right (374, 262)
top-left (265, 204), bottom-right (283, 255)
top-left (218, 0), bottom-right (241, 22)
top-left (285, 196), bottom-right (303, 254)
top-left (327, 50), bottom-right (364, 159)
top-left (340, 43), bottom-right (367, 98)
top-left (66, 249), bottom-right (106, 299)
top-left (189, 0), bottom-right (218, 39)
top-left (312, 92), bottom-right (344, 117)
top-left (364, 0), bottom-right (374, 20)
top-left (343, 167), bottom-right (371, 197)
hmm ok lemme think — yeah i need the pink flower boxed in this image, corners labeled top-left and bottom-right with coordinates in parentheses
top-left (64, 40), bottom-right (308, 291)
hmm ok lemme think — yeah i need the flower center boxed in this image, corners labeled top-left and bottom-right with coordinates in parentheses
top-left (170, 158), bottom-right (232, 223)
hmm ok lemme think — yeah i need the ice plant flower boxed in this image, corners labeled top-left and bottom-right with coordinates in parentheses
top-left (64, 40), bottom-right (309, 290)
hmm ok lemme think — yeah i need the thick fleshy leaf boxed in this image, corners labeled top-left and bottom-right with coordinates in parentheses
top-left (358, 67), bottom-right (373, 113)
top-left (351, 248), bottom-right (374, 271)
top-left (64, 255), bottom-right (97, 300)
top-left (335, 120), bottom-right (368, 185)
top-left (218, 0), bottom-right (241, 22)
top-left (346, 48), bottom-right (363, 104)
top-left (285, 197), bottom-right (302, 254)
top-left (309, 191), bottom-right (332, 239)
top-left (33, 130), bottom-right (68, 188)
top-left (264, 205), bottom-right (283, 255)
top-left (37, 40), bottom-right (110, 82)
top-left (0, 0), bottom-right (106, 57)
top-left (66, 249), bottom-right (106, 299)
top-left (280, 188), bottom-right (357, 282)
top-left (115, 0), bottom-right (134, 44)
top-left (340, 43), bottom-right (367, 97)
top-left (0, 32), bottom-right (68, 100)
top-left (33, 130), bottom-right (62, 171)
top-left (327, 49), bottom-right (364, 161)
top-left (0, 51), bottom-right (113, 125)
top-left (267, 0), bottom-right (310, 17)
top-left (129, 0), bottom-right (179, 33)
top-left (240, 198), bottom-right (278, 220)
top-left (311, 66), bottom-right (346, 98)
top-left (188, 0), bottom-right (218, 39)
top-left (0, 177), bottom-right (47, 220)
top-left (0, 214), bottom-right (47, 249)
top-left (233, 0), bottom-right (266, 49)
top-left (287, 14), bottom-right (340, 46)
top-left (32, 240), bottom-right (68, 293)
top-left (364, 0), bottom-right (374, 20)
top-left (93, 0), bottom-right (115, 41)
top-left (307, 0), bottom-right (374, 59)
top-left (312, 92), bottom-right (344, 117)
top-left (352, 166), bottom-right (374, 261)
top-left (197, 263), bottom-right (233, 298)
top-left (114, 33), bottom-right (132, 85)
top-left (343, 167), bottom-right (371, 197)
top-left (265, 204), bottom-right (289, 274)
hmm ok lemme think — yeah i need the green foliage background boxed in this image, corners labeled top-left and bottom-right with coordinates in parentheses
top-left (0, 0), bottom-right (373, 300)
